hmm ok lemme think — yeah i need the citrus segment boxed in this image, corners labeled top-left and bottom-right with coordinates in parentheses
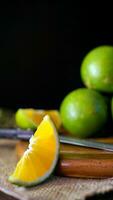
top-left (15, 108), bottom-right (61, 130)
top-left (9, 115), bottom-right (59, 186)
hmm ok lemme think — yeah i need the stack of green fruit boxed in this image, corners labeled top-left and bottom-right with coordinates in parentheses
top-left (60, 46), bottom-right (113, 138)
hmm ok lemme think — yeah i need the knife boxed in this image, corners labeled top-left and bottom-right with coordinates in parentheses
top-left (1, 128), bottom-right (113, 152)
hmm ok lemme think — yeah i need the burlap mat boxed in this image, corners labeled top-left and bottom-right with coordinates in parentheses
top-left (0, 140), bottom-right (113, 200)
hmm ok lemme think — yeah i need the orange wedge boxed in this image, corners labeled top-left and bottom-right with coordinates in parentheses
top-left (9, 115), bottom-right (59, 187)
top-left (15, 108), bottom-right (62, 130)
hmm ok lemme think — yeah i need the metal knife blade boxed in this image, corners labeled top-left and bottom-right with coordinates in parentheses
top-left (1, 128), bottom-right (113, 152)
top-left (60, 135), bottom-right (113, 152)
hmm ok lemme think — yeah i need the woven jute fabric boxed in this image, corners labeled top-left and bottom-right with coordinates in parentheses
top-left (1, 140), bottom-right (113, 200)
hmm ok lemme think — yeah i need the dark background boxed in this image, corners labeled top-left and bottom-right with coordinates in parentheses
top-left (0, 2), bottom-right (113, 110)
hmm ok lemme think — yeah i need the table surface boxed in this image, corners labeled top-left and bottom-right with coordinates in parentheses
top-left (0, 190), bottom-right (113, 200)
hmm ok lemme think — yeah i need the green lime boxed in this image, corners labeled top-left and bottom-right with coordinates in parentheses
top-left (81, 45), bottom-right (113, 93)
top-left (60, 88), bottom-right (108, 138)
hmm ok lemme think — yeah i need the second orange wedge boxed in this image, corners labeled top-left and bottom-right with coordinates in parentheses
top-left (15, 108), bottom-right (62, 130)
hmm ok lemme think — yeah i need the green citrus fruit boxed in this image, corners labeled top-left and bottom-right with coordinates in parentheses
top-left (15, 109), bottom-right (37, 130)
top-left (60, 88), bottom-right (108, 138)
top-left (81, 45), bottom-right (113, 93)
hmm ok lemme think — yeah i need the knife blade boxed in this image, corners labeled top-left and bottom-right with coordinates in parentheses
top-left (0, 128), bottom-right (33, 140)
top-left (1, 128), bottom-right (113, 152)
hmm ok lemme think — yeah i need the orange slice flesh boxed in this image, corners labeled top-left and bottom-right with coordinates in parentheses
top-left (9, 115), bottom-right (59, 187)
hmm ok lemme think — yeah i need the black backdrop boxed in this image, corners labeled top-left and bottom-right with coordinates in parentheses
top-left (0, 2), bottom-right (113, 110)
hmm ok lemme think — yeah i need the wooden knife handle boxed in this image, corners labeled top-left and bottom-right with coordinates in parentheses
top-left (56, 152), bottom-right (113, 178)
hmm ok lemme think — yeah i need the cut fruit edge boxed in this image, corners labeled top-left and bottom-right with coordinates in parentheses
top-left (8, 115), bottom-right (60, 187)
